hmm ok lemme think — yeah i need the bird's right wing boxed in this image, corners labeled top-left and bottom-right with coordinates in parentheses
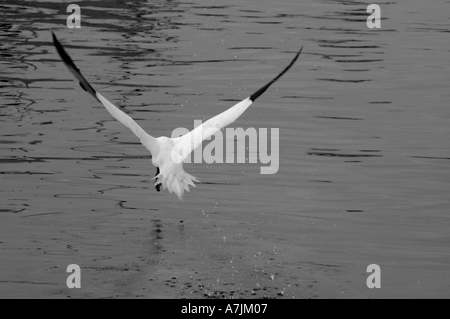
top-left (173, 48), bottom-right (303, 161)
top-left (52, 32), bottom-right (159, 155)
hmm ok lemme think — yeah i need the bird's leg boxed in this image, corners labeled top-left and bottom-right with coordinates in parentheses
top-left (155, 167), bottom-right (162, 192)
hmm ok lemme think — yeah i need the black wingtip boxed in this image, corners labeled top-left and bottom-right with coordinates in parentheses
top-left (52, 32), bottom-right (100, 102)
top-left (52, 32), bottom-right (76, 70)
top-left (249, 47), bottom-right (303, 102)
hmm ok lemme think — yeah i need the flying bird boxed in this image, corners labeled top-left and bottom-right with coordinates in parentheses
top-left (52, 32), bottom-right (302, 200)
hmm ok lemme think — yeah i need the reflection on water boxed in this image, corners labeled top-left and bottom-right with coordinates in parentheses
top-left (1, 0), bottom-right (449, 298)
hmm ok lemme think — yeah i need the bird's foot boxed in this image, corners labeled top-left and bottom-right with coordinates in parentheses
top-left (154, 167), bottom-right (162, 192)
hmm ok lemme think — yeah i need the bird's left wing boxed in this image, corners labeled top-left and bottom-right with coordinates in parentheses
top-left (173, 48), bottom-right (302, 161)
top-left (52, 32), bottom-right (159, 155)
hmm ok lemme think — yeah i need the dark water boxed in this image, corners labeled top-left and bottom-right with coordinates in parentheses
top-left (1, 0), bottom-right (449, 298)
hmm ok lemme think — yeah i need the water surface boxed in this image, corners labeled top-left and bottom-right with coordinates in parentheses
top-left (0, 0), bottom-right (449, 298)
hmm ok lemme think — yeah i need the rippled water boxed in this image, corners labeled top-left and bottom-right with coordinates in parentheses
top-left (1, 0), bottom-right (449, 298)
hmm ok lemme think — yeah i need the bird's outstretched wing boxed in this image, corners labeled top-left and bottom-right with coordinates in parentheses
top-left (173, 48), bottom-right (303, 161)
top-left (52, 32), bottom-right (159, 155)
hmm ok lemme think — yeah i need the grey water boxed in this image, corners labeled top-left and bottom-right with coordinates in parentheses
top-left (0, 0), bottom-right (449, 298)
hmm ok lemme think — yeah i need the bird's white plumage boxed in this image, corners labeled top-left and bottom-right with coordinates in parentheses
top-left (95, 93), bottom-right (158, 156)
top-left (172, 98), bottom-right (253, 162)
top-left (96, 92), bottom-right (198, 200)
top-left (52, 32), bottom-right (301, 200)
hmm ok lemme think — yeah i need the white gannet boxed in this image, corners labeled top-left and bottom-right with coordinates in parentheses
top-left (52, 32), bottom-right (302, 200)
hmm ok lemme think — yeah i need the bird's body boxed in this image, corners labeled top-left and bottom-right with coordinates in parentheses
top-left (52, 32), bottom-right (302, 200)
top-left (153, 136), bottom-right (199, 196)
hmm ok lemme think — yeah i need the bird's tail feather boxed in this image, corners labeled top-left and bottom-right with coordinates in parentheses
top-left (153, 171), bottom-right (199, 200)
